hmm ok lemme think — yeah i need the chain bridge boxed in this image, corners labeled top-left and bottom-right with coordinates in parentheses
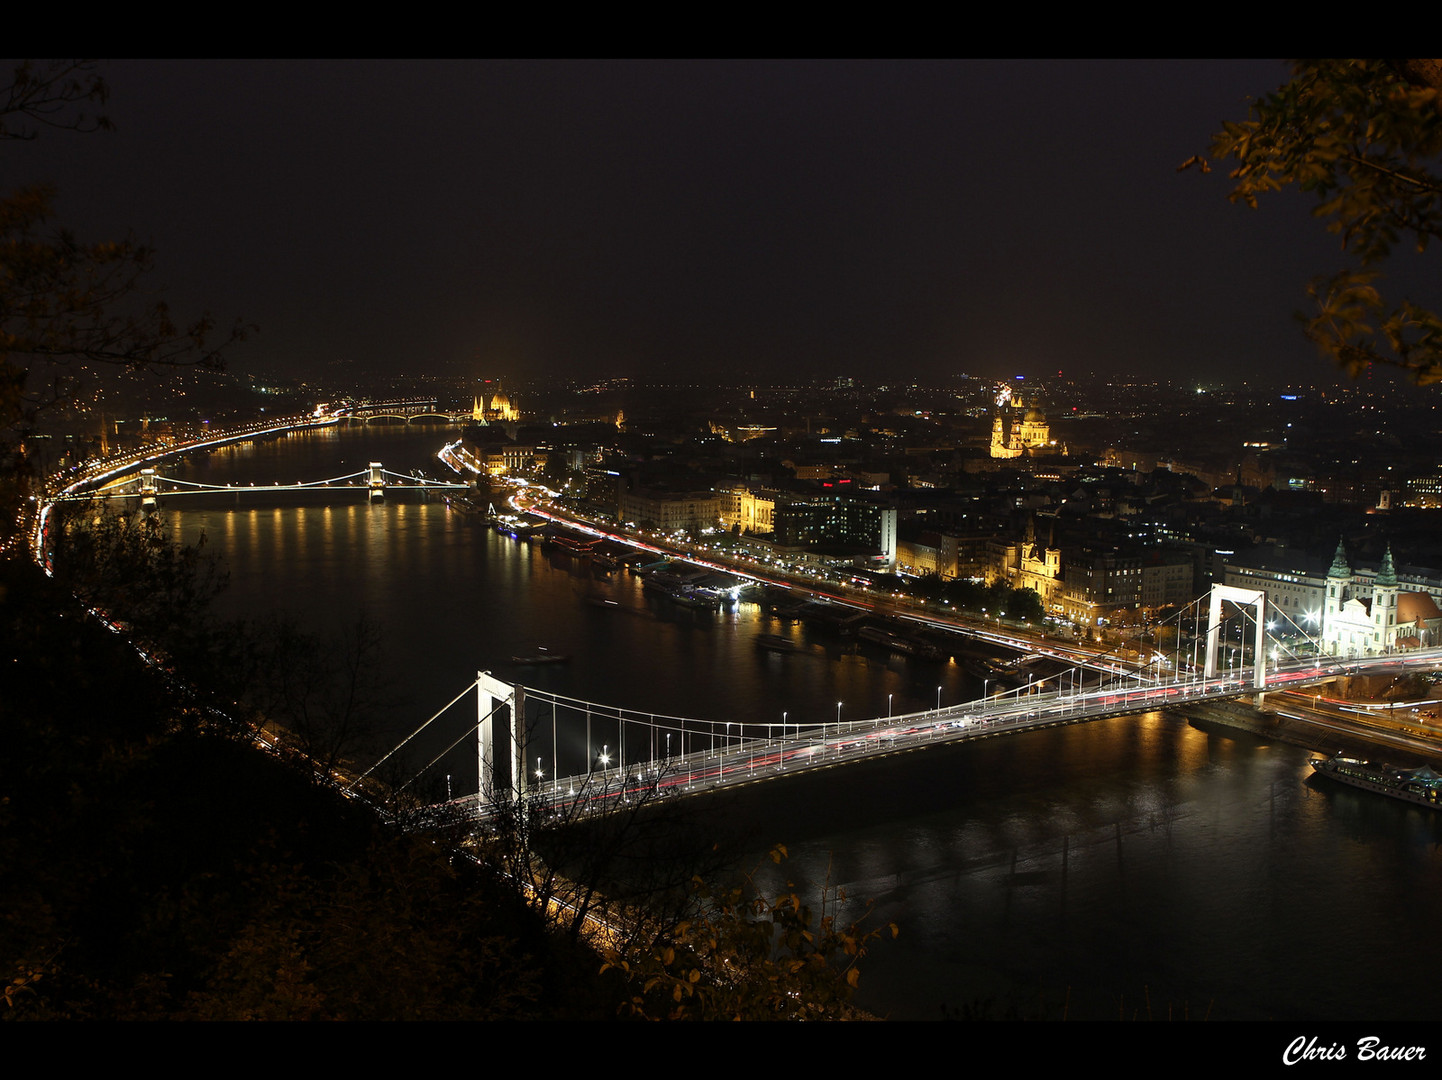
top-left (77, 461), bottom-right (469, 503)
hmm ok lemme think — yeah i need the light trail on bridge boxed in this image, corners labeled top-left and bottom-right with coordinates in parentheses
top-left (398, 646), bottom-right (1442, 821)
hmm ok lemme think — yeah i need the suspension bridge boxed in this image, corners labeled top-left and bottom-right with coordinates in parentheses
top-left (355, 583), bottom-right (1442, 819)
top-left (72, 461), bottom-right (470, 502)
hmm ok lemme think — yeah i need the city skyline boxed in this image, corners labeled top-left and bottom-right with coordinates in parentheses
top-left (8, 59), bottom-right (1431, 390)
top-left (9, 60), bottom-right (1442, 1027)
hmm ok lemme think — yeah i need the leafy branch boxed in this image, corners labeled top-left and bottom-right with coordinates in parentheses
top-left (1186, 59), bottom-right (1442, 382)
top-left (1301, 269), bottom-right (1442, 383)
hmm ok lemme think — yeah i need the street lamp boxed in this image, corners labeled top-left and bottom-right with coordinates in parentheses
top-left (888, 693), bottom-right (893, 718)
top-left (936, 686), bottom-right (943, 713)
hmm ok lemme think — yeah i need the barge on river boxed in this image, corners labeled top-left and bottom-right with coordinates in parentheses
top-left (1310, 754), bottom-right (1442, 809)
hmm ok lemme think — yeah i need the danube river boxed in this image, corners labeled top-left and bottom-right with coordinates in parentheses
top-left (159, 424), bottom-right (1442, 1021)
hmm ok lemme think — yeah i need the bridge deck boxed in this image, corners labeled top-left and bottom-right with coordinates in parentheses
top-left (459, 650), bottom-right (1442, 816)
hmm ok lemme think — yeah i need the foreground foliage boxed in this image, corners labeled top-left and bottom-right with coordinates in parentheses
top-left (1, 553), bottom-right (620, 1019)
top-left (1189, 59), bottom-right (1442, 382)
top-left (602, 846), bottom-right (897, 1020)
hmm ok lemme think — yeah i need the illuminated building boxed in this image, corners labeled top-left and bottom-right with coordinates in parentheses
top-left (1140, 552), bottom-right (1196, 608)
top-left (771, 489), bottom-right (897, 568)
top-left (1060, 548), bottom-right (1142, 625)
top-left (1404, 474), bottom-right (1442, 508)
top-left (618, 484), bottom-right (721, 535)
top-left (1320, 543), bottom-right (1442, 655)
top-left (897, 532), bottom-right (961, 578)
top-left (472, 381), bottom-right (519, 423)
top-left (716, 485), bottom-right (775, 535)
top-left (1223, 560), bottom-right (1325, 623)
top-left (989, 383), bottom-right (1052, 459)
top-left (896, 531), bottom-right (993, 581)
top-left (996, 517), bottom-right (1064, 612)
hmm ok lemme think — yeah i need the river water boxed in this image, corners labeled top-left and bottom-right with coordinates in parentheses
top-left (158, 424), bottom-right (1442, 1021)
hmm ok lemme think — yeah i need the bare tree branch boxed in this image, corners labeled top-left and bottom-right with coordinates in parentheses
top-left (0, 60), bottom-right (111, 141)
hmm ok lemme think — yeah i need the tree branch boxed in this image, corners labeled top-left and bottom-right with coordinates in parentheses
top-left (0, 60), bottom-right (111, 141)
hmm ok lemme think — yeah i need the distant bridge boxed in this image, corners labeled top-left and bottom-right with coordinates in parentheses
top-left (30, 412), bottom-right (340, 562)
top-left (338, 397), bottom-right (519, 424)
top-left (344, 399), bottom-right (473, 424)
top-left (77, 461), bottom-right (469, 502)
top-left (28, 408), bottom-right (472, 563)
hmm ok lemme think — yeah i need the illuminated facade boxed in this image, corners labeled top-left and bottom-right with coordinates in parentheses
top-left (897, 531), bottom-right (993, 581)
top-left (618, 487), bottom-right (721, 535)
top-left (996, 518), bottom-right (1064, 612)
top-left (897, 532), bottom-right (960, 579)
top-left (1321, 542), bottom-right (1442, 655)
top-left (1060, 549), bottom-right (1142, 625)
top-left (989, 384), bottom-right (1051, 459)
top-left (1324, 541), bottom-right (1395, 655)
top-left (472, 382), bottom-right (519, 423)
top-left (1224, 561), bottom-right (1325, 623)
top-left (717, 485), bottom-right (775, 535)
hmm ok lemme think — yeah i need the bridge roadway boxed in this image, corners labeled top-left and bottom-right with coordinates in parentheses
top-left (472, 646), bottom-right (1442, 816)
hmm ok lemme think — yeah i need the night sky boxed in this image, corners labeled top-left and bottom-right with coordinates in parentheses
top-left (7, 59), bottom-right (1422, 387)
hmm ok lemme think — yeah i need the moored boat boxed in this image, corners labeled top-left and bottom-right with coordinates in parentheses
top-left (1310, 754), bottom-right (1442, 809)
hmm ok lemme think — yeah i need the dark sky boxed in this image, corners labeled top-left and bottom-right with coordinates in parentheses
top-left (7, 59), bottom-right (1416, 387)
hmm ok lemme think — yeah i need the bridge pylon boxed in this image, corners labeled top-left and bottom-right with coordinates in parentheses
top-left (139, 467), bottom-right (158, 507)
top-left (476, 671), bottom-right (526, 806)
top-left (368, 461), bottom-right (385, 497)
top-left (1203, 584), bottom-right (1267, 690)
